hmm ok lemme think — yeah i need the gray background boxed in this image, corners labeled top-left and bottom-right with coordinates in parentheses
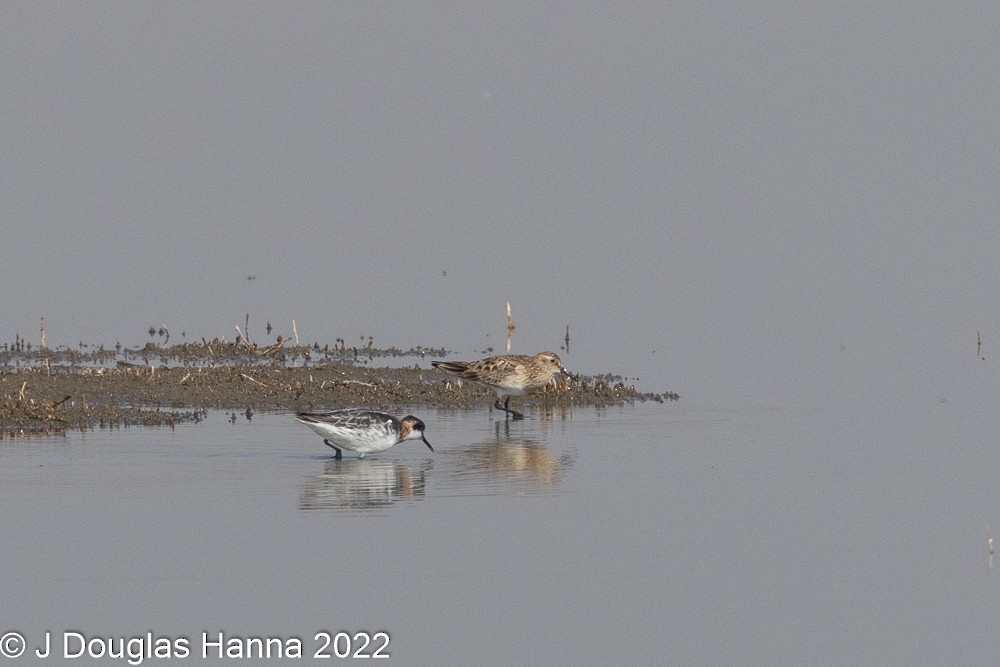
top-left (4, 2), bottom-right (999, 404)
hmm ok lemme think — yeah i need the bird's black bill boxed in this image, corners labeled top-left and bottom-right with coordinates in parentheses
top-left (421, 435), bottom-right (434, 452)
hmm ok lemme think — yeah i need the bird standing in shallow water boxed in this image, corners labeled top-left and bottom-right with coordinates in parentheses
top-left (431, 351), bottom-right (571, 420)
top-left (295, 408), bottom-right (433, 459)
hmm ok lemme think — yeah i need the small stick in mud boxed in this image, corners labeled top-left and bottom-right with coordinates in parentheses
top-left (240, 373), bottom-right (268, 388)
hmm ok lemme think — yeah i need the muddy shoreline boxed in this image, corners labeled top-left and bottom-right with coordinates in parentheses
top-left (0, 340), bottom-right (679, 436)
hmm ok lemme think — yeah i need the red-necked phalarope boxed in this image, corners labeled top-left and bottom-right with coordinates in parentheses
top-left (295, 408), bottom-right (433, 459)
top-left (431, 351), bottom-right (572, 420)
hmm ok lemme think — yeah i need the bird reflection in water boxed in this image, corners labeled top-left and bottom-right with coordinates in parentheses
top-left (299, 459), bottom-right (429, 511)
top-left (444, 420), bottom-right (574, 493)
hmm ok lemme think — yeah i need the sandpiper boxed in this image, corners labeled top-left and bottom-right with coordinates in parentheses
top-left (431, 351), bottom-right (571, 420)
top-left (295, 408), bottom-right (433, 459)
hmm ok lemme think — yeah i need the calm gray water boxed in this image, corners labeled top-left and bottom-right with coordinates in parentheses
top-left (2, 397), bottom-right (999, 665)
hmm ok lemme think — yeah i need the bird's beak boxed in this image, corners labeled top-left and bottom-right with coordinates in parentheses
top-left (422, 435), bottom-right (434, 452)
top-left (560, 367), bottom-right (578, 382)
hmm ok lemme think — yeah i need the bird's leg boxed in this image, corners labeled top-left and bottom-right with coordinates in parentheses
top-left (506, 396), bottom-right (526, 420)
top-left (495, 396), bottom-right (524, 420)
top-left (323, 439), bottom-right (343, 460)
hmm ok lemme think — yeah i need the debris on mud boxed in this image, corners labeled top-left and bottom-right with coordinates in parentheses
top-left (0, 339), bottom-right (679, 437)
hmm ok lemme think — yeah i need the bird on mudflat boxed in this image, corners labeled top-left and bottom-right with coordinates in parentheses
top-left (295, 408), bottom-right (433, 459)
top-left (431, 351), bottom-right (572, 420)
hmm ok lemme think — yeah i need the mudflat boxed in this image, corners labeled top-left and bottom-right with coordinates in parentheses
top-left (0, 340), bottom-right (678, 436)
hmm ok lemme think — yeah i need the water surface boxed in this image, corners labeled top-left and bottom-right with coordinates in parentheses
top-left (2, 400), bottom-right (998, 665)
